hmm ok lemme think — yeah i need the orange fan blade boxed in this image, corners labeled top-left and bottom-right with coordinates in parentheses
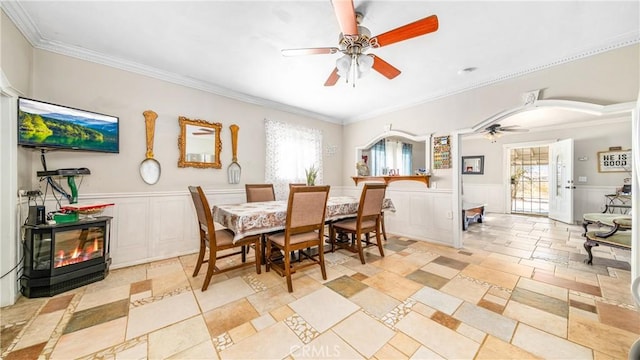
top-left (372, 55), bottom-right (401, 79)
top-left (281, 48), bottom-right (339, 56)
top-left (324, 68), bottom-right (340, 86)
top-left (331, 0), bottom-right (357, 35)
top-left (371, 15), bottom-right (439, 48)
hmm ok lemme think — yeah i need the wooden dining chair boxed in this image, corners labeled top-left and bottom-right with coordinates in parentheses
top-left (244, 183), bottom-right (276, 261)
top-left (265, 185), bottom-right (330, 292)
top-left (329, 183), bottom-right (387, 264)
top-left (188, 186), bottom-right (261, 291)
top-left (245, 184), bottom-right (276, 202)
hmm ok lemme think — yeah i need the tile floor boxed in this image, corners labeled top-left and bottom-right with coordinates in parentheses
top-left (2, 213), bottom-right (638, 359)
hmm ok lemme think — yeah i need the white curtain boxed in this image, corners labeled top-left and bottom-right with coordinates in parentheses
top-left (265, 119), bottom-right (323, 199)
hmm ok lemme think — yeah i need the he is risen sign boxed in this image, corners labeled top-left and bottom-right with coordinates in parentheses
top-left (597, 150), bottom-right (632, 173)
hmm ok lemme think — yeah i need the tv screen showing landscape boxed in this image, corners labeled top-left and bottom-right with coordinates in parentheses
top-left (18, 97), bottom-right (119, 153)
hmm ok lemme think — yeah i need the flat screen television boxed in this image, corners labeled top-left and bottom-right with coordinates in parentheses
top-left (18, 97), bottom-right (119, 153)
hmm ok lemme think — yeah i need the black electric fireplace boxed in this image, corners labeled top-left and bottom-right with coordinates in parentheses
top-left (21, 216), bottom-right (112, 298)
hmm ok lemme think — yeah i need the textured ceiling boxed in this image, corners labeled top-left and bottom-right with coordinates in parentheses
top-left (3, 1), bottom-right (639, 124)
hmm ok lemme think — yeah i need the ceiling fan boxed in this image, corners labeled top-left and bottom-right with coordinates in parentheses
top-left (281, 0), bottom-right (439, 87)
top-left (483, 124), bottom-right (529, 142)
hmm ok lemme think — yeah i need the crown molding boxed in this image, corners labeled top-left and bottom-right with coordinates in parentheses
top-left (3, 2), bottom-right (638, 126)
top-left (1, 2), bottom-right (342, 125)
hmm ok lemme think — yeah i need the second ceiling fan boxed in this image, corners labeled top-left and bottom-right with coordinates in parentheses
top-left (281, 0), bottom-right (439, 86)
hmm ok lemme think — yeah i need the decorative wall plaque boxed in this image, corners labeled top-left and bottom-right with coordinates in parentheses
top-left (433, 135), bottom-right (451, 169)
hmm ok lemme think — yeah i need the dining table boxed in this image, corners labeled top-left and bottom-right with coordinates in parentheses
top-left (212, 196), bottom-right (395, 243)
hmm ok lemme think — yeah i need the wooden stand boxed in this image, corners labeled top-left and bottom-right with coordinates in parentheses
top-left (351, 175), bottom-right (430, 187)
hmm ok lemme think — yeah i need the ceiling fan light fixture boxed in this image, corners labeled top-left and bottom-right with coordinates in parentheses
top-left (357, 54), bottom-right (373, 77)
top-left (483, 131), bottom-right (502, 143)
top-left (336, 54), bottom-right (352, 77)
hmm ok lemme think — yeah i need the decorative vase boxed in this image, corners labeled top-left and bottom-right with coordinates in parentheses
top-left (357, 163), bottom-right (369, 176)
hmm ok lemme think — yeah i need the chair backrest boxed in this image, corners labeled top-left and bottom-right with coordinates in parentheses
top-left (285, 185), bottom-right (330, 236)
top-left (245, 184), bottom-right (276, 202)
top-left (188, 186), bottom-right (216, 246)
top-left (357, 183), bottom-right (387, 220)
top-left (289, 183), bottom-right (306, 189)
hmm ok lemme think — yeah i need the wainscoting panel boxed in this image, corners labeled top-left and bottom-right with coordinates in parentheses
top-left (461, 183), bottom-right (505, 213)
top-left (22, 189), bottom-right (245, 270)
top-left (384, 189), bottom-right (454, 245)
top-left (109, 197), bottom-right (150, 265)
top-left (464, 183), bottom-right (621, 224)
top-left (149, 195), bottom-right (195, 259)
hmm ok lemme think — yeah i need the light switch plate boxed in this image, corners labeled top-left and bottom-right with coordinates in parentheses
top-left (578, 176), bottom-right (587, 182)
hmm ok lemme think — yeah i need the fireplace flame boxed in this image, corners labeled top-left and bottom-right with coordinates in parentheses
top-left (54, 238), bottom-right (103, 268)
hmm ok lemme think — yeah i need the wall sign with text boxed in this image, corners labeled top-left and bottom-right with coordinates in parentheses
top-left (597, 149), bottom-right (631, 173)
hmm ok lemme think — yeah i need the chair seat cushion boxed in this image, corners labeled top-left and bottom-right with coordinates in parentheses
top-left (268, 231), bottom-right (319, 246)
top-left (213, 228), bottom-right (236, 247)
top-left (332, 218), bottom-right (376, 232)
top-left (583, 213), bottom-right (630, 226)
top-left (585, 231), bottom-right (631, 248)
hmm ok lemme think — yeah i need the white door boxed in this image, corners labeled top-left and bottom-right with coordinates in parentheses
top-left (549, 138), bottom-right (574, 223)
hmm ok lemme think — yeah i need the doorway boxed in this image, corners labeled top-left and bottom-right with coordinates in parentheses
top-left (509, 145), bottom-right (550, 216)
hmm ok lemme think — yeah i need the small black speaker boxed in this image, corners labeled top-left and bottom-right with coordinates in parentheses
top-left (28, 206), bottom-right (46, 225)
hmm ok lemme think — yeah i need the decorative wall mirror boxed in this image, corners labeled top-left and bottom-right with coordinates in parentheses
top-left (356, 129), bottom-right (429, 176)
top-left (462, 155), bottom-right (484, 175)
top-left (178, 116), bottom-right (222, 169)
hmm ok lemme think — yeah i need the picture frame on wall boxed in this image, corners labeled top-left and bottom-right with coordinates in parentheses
top-left (462, 155), bottom-right (484, 175)
top-left (597, 149), bottom-right (631, 173)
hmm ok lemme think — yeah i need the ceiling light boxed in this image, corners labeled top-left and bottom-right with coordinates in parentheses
top-left (336, 55), bottom-right (351, 77)
top-left (335, 53), bottom-right (374, 87)
top-left (458, 67), bottom-right (477, 75)
top-left (483, 132), bottom-right (502, 143)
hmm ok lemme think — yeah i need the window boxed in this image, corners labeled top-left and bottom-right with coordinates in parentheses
top-left (369, 139), bottom-right (413, 175)
top-left (265, 119), bottom-right (323, 199)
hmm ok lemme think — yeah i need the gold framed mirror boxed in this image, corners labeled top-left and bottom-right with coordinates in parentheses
top-left (178, 116), bottom-right (222, 169)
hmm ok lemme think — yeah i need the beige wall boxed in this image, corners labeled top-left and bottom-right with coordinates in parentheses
top-left (1, 11), bottom-right (32, 94)
top-left (23, 50), bottom-right (343, 194)
top-left (343, 44), bottom-right (640, 189)
top-left (2, 10), bottom-right (34, 192)
top-left (461, 118), bottom-right (632, 187)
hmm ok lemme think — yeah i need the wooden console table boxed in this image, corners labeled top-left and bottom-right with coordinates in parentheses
top-left (351, 175), bottom-right (430, 187)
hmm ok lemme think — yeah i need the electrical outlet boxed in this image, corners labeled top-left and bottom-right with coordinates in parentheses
top-left (446, 211), bottom-right (453, 219)
top-left (26, 190), bottom-right (42, 197)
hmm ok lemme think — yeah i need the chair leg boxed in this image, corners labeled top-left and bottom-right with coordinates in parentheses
top-left (261, 235), bottom-right (266, 265)
top-left (265, 240), bottom-right (272, 272)
top-left (284, 250), bottom-right (293, 292)
top-left (193, 238), bottom-right (206, 277)
top-left (318, 243), bottom-right (327, 280)
top-left (380, 212), bottom-right (387, 241)
top-left (254, 239), bottom-right (262, 274)
top-left (241, 245), bottom-right (247, 263)
top-left (329, 225), bottom-right (336, 252)
top-left (356, 232), bottom-right (365, 264)
top-left (376, 226), bottom-right (385, 257)
top-left (202, 253), bottom-right (216, 291)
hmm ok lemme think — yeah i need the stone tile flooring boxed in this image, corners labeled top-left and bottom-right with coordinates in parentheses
top-left (1, 213), bottom-right (638, 359)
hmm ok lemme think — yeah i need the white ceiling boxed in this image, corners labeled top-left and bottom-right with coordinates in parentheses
top-left (3, 1), bottom-right (639, 124)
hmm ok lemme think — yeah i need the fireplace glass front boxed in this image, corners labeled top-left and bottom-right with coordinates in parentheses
top-left (22, 217), bottom-right (111, 298)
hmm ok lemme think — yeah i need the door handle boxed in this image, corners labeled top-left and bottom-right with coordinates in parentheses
top-left (565, 186), bottom-right (576, 189)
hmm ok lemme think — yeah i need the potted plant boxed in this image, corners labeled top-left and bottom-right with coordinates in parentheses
top-left (305, 165), bottom-right (318, 186)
